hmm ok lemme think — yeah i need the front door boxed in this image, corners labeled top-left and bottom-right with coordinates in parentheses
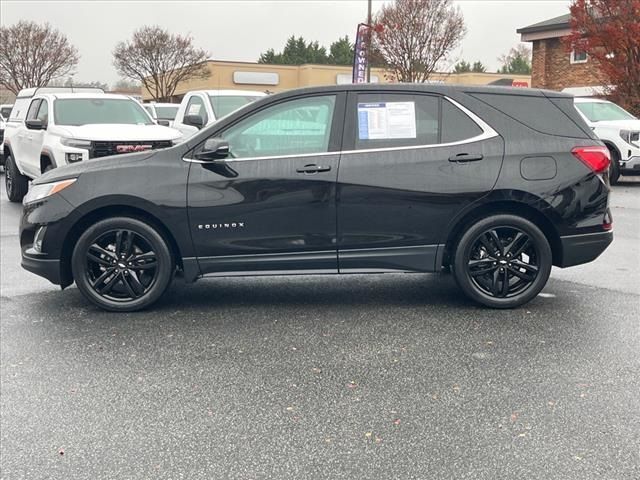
top-left (187, 93), bottom-right (345, 275)
top-left (337, 90), bottom-right (504, 273)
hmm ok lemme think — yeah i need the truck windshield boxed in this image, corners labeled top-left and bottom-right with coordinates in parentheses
top-left (54, 99), bottom-right (153, 126)
top-left (155, 105), bottom-right (179, 121)
top-left (575, 101), bottom-right (636, 122)
top-left (209, 95), bottom-right (261, 119)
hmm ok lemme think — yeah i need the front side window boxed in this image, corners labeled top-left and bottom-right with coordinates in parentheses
top-left (575, 101), bottom-right (636, 122)
top-left (36, 100), bottom-right (49, 124)
top-left (220, 95), bottom-right (336, 159)
top-left (26, 99), bottom-right (41, 121)
top-left (209, 95), bottom-right (262, 119)
top-left (54, 99), bottom-right (153, 126)
top-left (185, 96), bottom-right (208, 124)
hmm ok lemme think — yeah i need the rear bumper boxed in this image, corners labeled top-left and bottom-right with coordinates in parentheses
top-left (21, 248), bottom-right (62, 285)
top-left (559, 231), bottom-right (613, 268)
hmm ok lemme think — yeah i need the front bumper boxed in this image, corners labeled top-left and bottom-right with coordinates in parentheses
top-left (559, 231), bottom-right (613, 268)
top-left (21, 247), bottom-right (62, 285)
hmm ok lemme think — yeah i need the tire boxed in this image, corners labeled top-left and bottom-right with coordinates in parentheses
top-left (5, 154), bottom-right (29, 203)
top-left (71, 217), bottom-right (175, 312)
top-left (452, 214), bottom-right (552, 309)
top-left (607, 146), bottom-right (620, 185)
top-left (43, 163), bottom-right (54, 173)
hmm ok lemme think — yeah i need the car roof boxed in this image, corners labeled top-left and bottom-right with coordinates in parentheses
top-left (198, 90), bottom-right (267, 97)
top-left (256, 83), bottom-right (572, 100)
top-left (574, 97), bottom-right (610, 104)
top-left (39, 93), bottom-right (136, 100)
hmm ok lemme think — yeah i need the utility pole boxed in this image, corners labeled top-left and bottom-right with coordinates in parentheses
top-left (366, 0), bottom-right (372, 83)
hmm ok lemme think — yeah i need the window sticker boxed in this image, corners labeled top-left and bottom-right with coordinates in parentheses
top-left (357, 102), bottom-right (417, 140)
top-left (187, 103), bottom-right (201, 115)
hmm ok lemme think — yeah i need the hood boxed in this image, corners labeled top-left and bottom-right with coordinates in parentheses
top-left (592, 119), bottom-right (640, 131)
top-left (33, 150), bottom-right (158, 185)
top-left (52, 123), bottom-right (182, 141)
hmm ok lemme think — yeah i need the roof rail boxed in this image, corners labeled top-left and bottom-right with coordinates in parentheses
top-left (16, 86), bottom-right (105, 98)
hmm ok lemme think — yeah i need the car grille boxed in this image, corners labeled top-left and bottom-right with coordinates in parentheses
top-left (89, 140), bottom-right (173, 159)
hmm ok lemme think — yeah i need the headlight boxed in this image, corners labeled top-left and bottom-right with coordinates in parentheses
top-left (60, 137), bottom-right (91, 149)
top-left (23, 179), bottom-right (76, 205)
top-left (620, 130), bottom-right (640, 148)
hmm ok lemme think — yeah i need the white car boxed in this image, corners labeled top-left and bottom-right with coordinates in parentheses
top-left (143, 102), bottom-right (180, 128)
top-left (574, 97), bottom-right (640, 184)
top-left (0, 104), bottom-right (12, 167)
top-left (173, 90), bottom-right (266, 138)
top-left (3, 87), bottom-right (181, 202)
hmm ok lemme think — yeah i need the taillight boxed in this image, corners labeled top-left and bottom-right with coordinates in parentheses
top-left (571, 146), bottom-right (610, 173)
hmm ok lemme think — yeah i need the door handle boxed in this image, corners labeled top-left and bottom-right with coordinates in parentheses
top-left (449, 153), bottom-right (484, 163)
top-left (296, 164), bottom-right (331, 174)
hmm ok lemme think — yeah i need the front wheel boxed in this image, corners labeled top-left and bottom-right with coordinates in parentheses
top-left (607, 146), bottom-right (620, 185)
top-left (5, 154), bottom-right (29, 203)
top-left (71, 217), bottom-right (175, 312)
top-left (452, 214), bottom-right (552, 309)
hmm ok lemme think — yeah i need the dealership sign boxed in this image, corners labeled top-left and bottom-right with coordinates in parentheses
top-left (352, 23), bottom-right (371, 84)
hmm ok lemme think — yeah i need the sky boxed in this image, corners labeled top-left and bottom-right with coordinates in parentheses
top-left (1, 0), bottom-right (571, 86)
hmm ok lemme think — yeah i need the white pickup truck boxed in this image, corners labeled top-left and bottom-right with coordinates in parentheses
top-left (3, 87), bottom-right (181, 202)
top-left (574, 97), bottom-right (640, 184)
top-left (173, 89), bottom-right (266, 139)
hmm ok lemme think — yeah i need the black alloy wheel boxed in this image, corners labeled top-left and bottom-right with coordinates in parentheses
top-left (72, 217), bottom-right (174, 311)
top-left (453, 214), bottom-right (552, 308)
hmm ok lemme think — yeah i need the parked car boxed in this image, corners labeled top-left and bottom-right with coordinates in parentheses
top-left (573, 97), bottom-right (639, 184)
top-left (0, 112), bottom-right (7, 168)
top-left (0, 103), bottom-right (13, 119)
top-left (143, 102), bottom-right (180, 127)
top-left (3, 87), bottom-right (181, 202)
top-left (173, 90), bottom-right (265, 138)
top-left (20, 84), bottom-right (612, 312)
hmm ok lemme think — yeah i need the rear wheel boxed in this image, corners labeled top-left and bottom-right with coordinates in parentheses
top-left (71, 217), bottom-right (175, 312)
top-left (452, 214), bottom-right (552, 308)
top-left (5, 154), bottom-right (29, 203)
top-left (607, 146), bottom-right (620, 185)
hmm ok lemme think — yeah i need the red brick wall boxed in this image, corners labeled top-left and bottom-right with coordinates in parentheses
top-left (531, 37), bottom-right (607, 91)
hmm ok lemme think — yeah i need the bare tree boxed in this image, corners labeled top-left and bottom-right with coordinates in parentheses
top-left (372, 0), bottom-right (466, 83)
top-left (0, 21), bottom-right (79, 95)
top-left (113, 26), bottom-right (210, 101)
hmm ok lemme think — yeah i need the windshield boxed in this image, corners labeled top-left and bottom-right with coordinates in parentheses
top-left (209, 95), bottom-right (261, 119)
top-left (576, 101), bottom-right (636, 122)
top-left (54, 98), bottom-right (153, 126)
top-left (0, 107), bottom-right (12, 118)
top-left (155, 105), bottom-right (179, 120)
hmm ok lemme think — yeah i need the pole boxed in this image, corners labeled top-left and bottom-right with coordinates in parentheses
top-left (366, 0), bottom-right (372, 83)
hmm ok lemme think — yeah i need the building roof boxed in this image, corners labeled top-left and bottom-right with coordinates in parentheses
top-left (517, 13), bottom-right (570, 34)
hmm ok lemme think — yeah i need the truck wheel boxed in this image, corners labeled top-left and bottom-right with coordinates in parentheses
top-left (452, 214), bottom-right (552, 309)
top-left (607, 147), bottom-right (620, 185)
top-left (71, 217), bottom-right (175, 312)
top-left (5, 154), bottom-right (29, 203)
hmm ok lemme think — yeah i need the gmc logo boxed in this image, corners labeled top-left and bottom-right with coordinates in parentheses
top-left (116, 144), bottom-right (153, 153)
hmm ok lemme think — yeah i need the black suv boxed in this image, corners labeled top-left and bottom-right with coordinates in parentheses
top-left (20, 84), bottom-right (613, 311)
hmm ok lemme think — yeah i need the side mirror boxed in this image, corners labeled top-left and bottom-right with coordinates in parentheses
top-left (157, 119), bottom-right (170, 127)
top-left (184, 114), bottom-right (204, 129)
top-left (26, 119), bottom-right (45, 130)
top-left (195, 138), bottom-right (230, 162)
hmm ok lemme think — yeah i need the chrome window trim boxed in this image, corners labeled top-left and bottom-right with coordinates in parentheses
top-left (183, 95), bottom-right (498, 164)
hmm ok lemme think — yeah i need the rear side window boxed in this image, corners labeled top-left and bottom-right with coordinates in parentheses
top-left (471, 92), bottom-right (587, 137)
top-left (354, 93), bottom-right (484, 150)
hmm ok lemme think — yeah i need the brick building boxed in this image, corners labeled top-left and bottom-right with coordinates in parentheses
top-left (517, 13), bottom-right (607, 94)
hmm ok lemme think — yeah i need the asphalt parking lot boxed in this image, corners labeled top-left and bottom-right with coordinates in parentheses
top-left (1, 174), bottom-right (639, 480)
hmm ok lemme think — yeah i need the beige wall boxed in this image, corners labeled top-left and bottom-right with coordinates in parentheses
top-left (143, 60), bottom-right (531, 102)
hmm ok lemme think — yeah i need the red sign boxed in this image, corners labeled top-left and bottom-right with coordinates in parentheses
top-left (512, 81), bottom-right (529, 88)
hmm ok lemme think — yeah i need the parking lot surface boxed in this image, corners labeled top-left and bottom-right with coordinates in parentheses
top-left (1, 175), bottom-right (639, 479)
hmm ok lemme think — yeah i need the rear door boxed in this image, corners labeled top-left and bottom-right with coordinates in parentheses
top-left (337, 90), bottom-right (504, 272)
top-left (187, 92), bottom-right (345, 275)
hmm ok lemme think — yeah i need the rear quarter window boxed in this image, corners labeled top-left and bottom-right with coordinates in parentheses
top-left (470, 92), bottom-right (588, 138)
